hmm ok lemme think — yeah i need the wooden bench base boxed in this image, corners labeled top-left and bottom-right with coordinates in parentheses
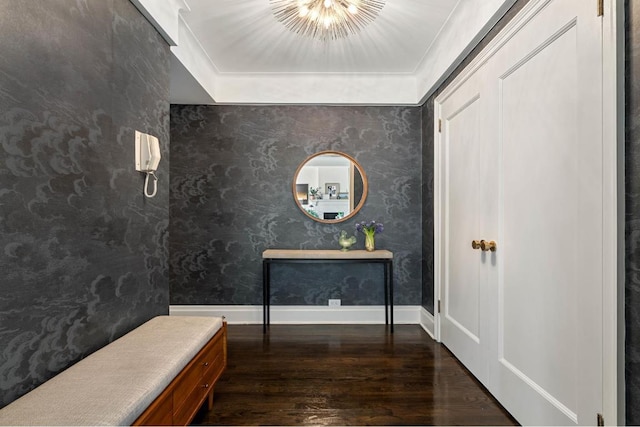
top-left (134, 321), bottom-right (227, 426)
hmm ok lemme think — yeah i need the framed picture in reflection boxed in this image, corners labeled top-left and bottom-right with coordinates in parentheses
top-left (325, 183), bottom-right (339, 199)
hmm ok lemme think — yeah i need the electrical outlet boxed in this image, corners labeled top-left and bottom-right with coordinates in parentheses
top-left (328, 299), bottom-right (341, 307)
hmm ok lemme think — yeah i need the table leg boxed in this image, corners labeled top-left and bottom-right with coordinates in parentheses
top-left (383, 262), bottom-right (389, 325)
top-left (263, 260), bottom-right (269, 334)
top-left (266, 261), bottom-right (270, 328)
top-left (389, 260), bottom-right (394, 333)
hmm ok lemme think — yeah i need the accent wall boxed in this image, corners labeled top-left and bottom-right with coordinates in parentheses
top-left (0, 0), bottom-right (170, 407)
top-left (626, 1), bottom-right (640, 424)
top-left (170, 105), bottom-right (422, 307)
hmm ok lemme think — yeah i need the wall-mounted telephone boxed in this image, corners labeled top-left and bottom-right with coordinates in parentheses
top-left (135, 130), bottom-right (161, 198)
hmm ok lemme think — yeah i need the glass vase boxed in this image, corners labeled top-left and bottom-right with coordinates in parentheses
top-left (364, 232), bottom-right (375, 252)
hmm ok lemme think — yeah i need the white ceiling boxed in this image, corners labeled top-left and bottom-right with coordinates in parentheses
top-left (181, 0), bottom-right (459, 74)
top-left (132, 0), bottom-right (517, 104)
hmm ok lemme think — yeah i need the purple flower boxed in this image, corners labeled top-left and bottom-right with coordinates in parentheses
top-left (356, 220), bottom-right (384, 235)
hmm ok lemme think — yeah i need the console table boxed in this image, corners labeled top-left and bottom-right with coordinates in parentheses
top-left (262, 249), bottom-right (394, 333)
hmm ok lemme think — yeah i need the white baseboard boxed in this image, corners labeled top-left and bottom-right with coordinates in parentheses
top-left (419, 306), bottom-right (435, 339)
top-left (170, 305), bottom-right (422, 325)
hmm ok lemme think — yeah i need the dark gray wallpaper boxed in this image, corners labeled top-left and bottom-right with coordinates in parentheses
top-left (0, 0), bottom-right (170, 407)
top-left (627, 1), bottom-right (640, 424)
top-left (170, 105), bottom-right (422, 306)
top-left (421, 102), bottom-right (435, 312)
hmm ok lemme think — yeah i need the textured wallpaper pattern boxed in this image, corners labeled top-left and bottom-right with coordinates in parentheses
top-left (170, 105), bottom-right (422, 306)
top-left (0, 0), bottom-right (170, 407)
top-left (627, 1), bottom-right (640, 423)
top-left (421, 103), bottom-right (435, 313)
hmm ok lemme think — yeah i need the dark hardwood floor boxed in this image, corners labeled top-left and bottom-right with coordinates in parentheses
top-left (192, 324), bottom-right (518, 426)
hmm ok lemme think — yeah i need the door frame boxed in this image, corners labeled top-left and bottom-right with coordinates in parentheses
top-left (432, 0), bottom-right (622, 423)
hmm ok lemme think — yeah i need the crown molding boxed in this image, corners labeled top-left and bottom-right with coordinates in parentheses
top-left (130, 0), bottom-right (517, 105)
top-left (129, 0), bottom-right (190, 46)
top-left (211, 73), bottom-right (417, 105)
top-left (415, 0), bottom-right (518, 103)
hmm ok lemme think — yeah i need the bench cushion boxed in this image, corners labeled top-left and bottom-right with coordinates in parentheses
top-left (0, 315), bottom-right (223, 426)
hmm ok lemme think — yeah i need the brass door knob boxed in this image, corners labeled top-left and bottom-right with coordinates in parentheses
top-left (480, 240), bottom-right (497, 252)
top-left (472, 240), bottom-right (482, 250)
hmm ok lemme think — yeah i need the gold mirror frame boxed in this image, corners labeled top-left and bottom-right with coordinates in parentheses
top-left (292, 150), bottom-right (368, 224)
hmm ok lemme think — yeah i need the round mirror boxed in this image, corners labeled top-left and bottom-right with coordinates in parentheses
top-left (292, 151), bottom-right (368, 223)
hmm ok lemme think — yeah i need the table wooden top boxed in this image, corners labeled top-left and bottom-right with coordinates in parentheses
top-left (262, 249), bottom-right (393, 260)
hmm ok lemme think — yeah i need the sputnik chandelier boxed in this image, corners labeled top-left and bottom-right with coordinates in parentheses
top-left (270, 0), bottom-right (385, 41)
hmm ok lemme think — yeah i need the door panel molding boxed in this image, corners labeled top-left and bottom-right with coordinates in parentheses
top-left (496, 20), bottom-right (581, 422)
top-left (444, 95), bottom-right (482, 344)
top-left (497, 18), bottom-right (577, 81)
top-left (439, 79), bottom-right (490, 384)
top-left (498, 358), bottom-right (578, 423)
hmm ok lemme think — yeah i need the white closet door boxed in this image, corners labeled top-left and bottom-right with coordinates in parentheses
top-left (436, 0), bottom-right (604, 425)
top-left (487, 0), bottom-right (603, 424)
top-left (439, 70), bottom-right (492, 387)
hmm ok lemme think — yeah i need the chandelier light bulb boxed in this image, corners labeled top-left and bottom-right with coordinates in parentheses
top-left (270, 0), bottom-right (385, 41)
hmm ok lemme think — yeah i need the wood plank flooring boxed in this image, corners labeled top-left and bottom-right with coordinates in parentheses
top-left (193, 325), bottom-right (518, 426)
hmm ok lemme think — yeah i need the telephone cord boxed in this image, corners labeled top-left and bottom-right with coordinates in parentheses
top-left (144, 171), bottom-right (158, 198)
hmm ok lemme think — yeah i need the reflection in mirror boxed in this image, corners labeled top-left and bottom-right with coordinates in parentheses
top-left (292, 151), bottom-right (368, 223)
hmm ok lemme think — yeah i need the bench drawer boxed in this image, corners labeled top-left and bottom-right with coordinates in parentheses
top-left (172, 355), bottom-right (203, 411)
top-left (173, 380), bottom-right (207, 426)
top-left (201, 332), bottom-right (225, 379)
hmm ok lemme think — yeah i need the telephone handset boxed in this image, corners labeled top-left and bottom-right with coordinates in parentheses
top-left (135, 131), bottom-right (161, 198)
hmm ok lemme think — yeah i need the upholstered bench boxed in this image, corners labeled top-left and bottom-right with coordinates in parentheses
top-left (0, 315), bottom-right (227, 426)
